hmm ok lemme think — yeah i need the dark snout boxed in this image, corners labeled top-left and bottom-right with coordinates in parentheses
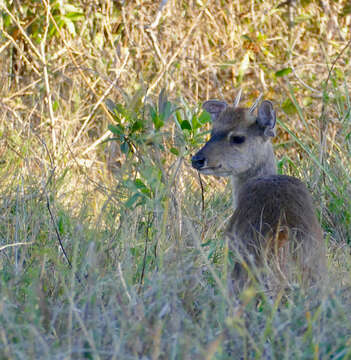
top-left (192, 151), bottom-right (206, 170)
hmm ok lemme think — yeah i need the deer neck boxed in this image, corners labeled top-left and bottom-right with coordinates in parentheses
top-left (231, 144), bottom-right (277, 209)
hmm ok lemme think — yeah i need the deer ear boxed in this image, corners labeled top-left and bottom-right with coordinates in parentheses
top-left (203, 100), bottom-right (228, 122)
top-left (257, 100), bottom-right (276, 137)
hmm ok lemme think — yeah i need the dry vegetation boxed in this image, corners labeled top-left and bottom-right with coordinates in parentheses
top-left (1, 0), bottom-right (351, 358)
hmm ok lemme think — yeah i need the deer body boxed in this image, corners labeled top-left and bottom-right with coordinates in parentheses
top-left (192, 99), bottom-right (325, 289)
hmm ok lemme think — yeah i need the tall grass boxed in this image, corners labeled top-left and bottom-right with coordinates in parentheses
top-left (1, 0), bottom-right (351, 358)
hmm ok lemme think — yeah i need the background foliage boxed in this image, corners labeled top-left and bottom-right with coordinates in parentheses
top-left (1, 0), bottom-right (351, 358)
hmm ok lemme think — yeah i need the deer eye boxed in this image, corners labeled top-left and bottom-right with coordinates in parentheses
top-left (229, 135), bottom-right (245, 145)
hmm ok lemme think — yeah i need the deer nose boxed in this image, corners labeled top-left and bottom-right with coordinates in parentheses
top-left (192, 153), bottom-right (206, 170)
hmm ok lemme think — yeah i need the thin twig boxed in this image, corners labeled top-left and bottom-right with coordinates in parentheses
top-left (288, 27), bottom-right (321, 95)
top-left (147, 9), bottom-right (204, 94)
top-left (46, 195), bottom-right (81, 283)
top-left (73, 50), bottom-right (130, 145)
top-left (145, 2), bottom-right (167, 65)
top-left (324, 37), bottom-right (351, 92)
top-left (197, 171), bottom-right (205, 215)
top-left (45, 6), bottom-right (117, 125)
top-left (0, 39), bottom-right (11, 54)
top-left (145, 30), bottom-right (166, 66)
top-left (138, 213), bottom-right (154, 294)
top-left (1, 29), bottom-right (41, 76)
top-left (118, 262), bottom-right (132, 303)
top-left (1, 4), bottom-right (44, 63)
top-left (139, 235), bottom-right (148, 293)
top-left (41, 0), bottom-right (56, 149)
top-left (149, 0), bottom-right (169, 29)
top-left (0, 242), bottom-right (34, 251)
top-left (81, 130), bottom-right (112, 156)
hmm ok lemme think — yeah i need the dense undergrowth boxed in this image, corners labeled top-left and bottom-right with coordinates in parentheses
top-left (1, 0), bottom-right (351, 359)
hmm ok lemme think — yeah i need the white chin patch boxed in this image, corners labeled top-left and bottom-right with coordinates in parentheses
top-left (199, 168), bottom-right (216, 175)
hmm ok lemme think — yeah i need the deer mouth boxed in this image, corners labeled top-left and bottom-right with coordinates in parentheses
top-left (199, 165), bottom-right (231, 176)
top-left (199, 164), bottom-right (221, 172)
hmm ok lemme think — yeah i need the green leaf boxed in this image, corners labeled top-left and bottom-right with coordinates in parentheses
top-left (281, 98), bottom-right (297, 115)
top-left (158, 88), bottom-right (168, 114)
top-left (341, 4), bottom-right (351, 16)
top-left (150, 106), bottom-right (164, 129)
top-left (130, 247), bottom-right (138, 256)
top-left (58, 216), bottom-right (64, 234)
top-left (150, 106), bottom-right (157, 122)
top-left (302, 97), bottom-right (313, 107)
top-left (53, 100), bottom-right (59, 112)
top-left (115, 104), bottom-right (127, 116)
top-left (134, 179), bottom-right (146, 189)
top-left (108, 124), bottom-right (124, 136)
top-left (63, 4), bottom-right (82, 12)
top-left (125, 193), bottom-right (142, 208)
top-left (3, 14), bottom-right (11, 28)
top-left (49, 16), bottom-right (65, 37)
top-left (106, 100), bottom-right (127, 121)
top-left (191, 114), bottom-right (201, 130)
top-left (130, 120), bottom-right (143, 133)
top-left (120, 141), bottom-right (129, 154)
top-left (334, 68), bottom-right (344, 81)
top-left (133, 177), bottom-right (151, 196)
top-left (175, 110), bottom-right (183, 127)
top-left (170, 147), bottom-right (179, 155)
top-left (275, 68), bottom-right (292, 77)
top-left (154, 119), bottom-right (164, 130)
top-left (241, 34), bottom-right (253, 42)
top-left (199, 111), bottom-right (211, 124)
top-left (201, 239), bottom-right (212, 247)
top-left (65, 12), bottom-right (84, 21)
top-left (160, 101), bottom-right (172, 121)
top-left (181, 120), bottom-right (192, 130)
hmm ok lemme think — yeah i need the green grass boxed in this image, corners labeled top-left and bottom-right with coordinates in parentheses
top-left (1, 186), bottom-right (351, 359)
top-left (2, 87), bottom-right (351, 358)
top-left (1, 0), bottom-right (351, 359)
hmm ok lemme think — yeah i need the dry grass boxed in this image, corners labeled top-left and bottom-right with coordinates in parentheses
top-left (1, 1), bottom-right (351, 358)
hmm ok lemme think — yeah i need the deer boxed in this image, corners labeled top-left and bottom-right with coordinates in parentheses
top-left (191, 93), bottom-right (326, 291)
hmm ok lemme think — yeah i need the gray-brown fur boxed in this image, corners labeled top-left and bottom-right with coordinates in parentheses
top-left (192, 98), bottom-right (326, 290)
